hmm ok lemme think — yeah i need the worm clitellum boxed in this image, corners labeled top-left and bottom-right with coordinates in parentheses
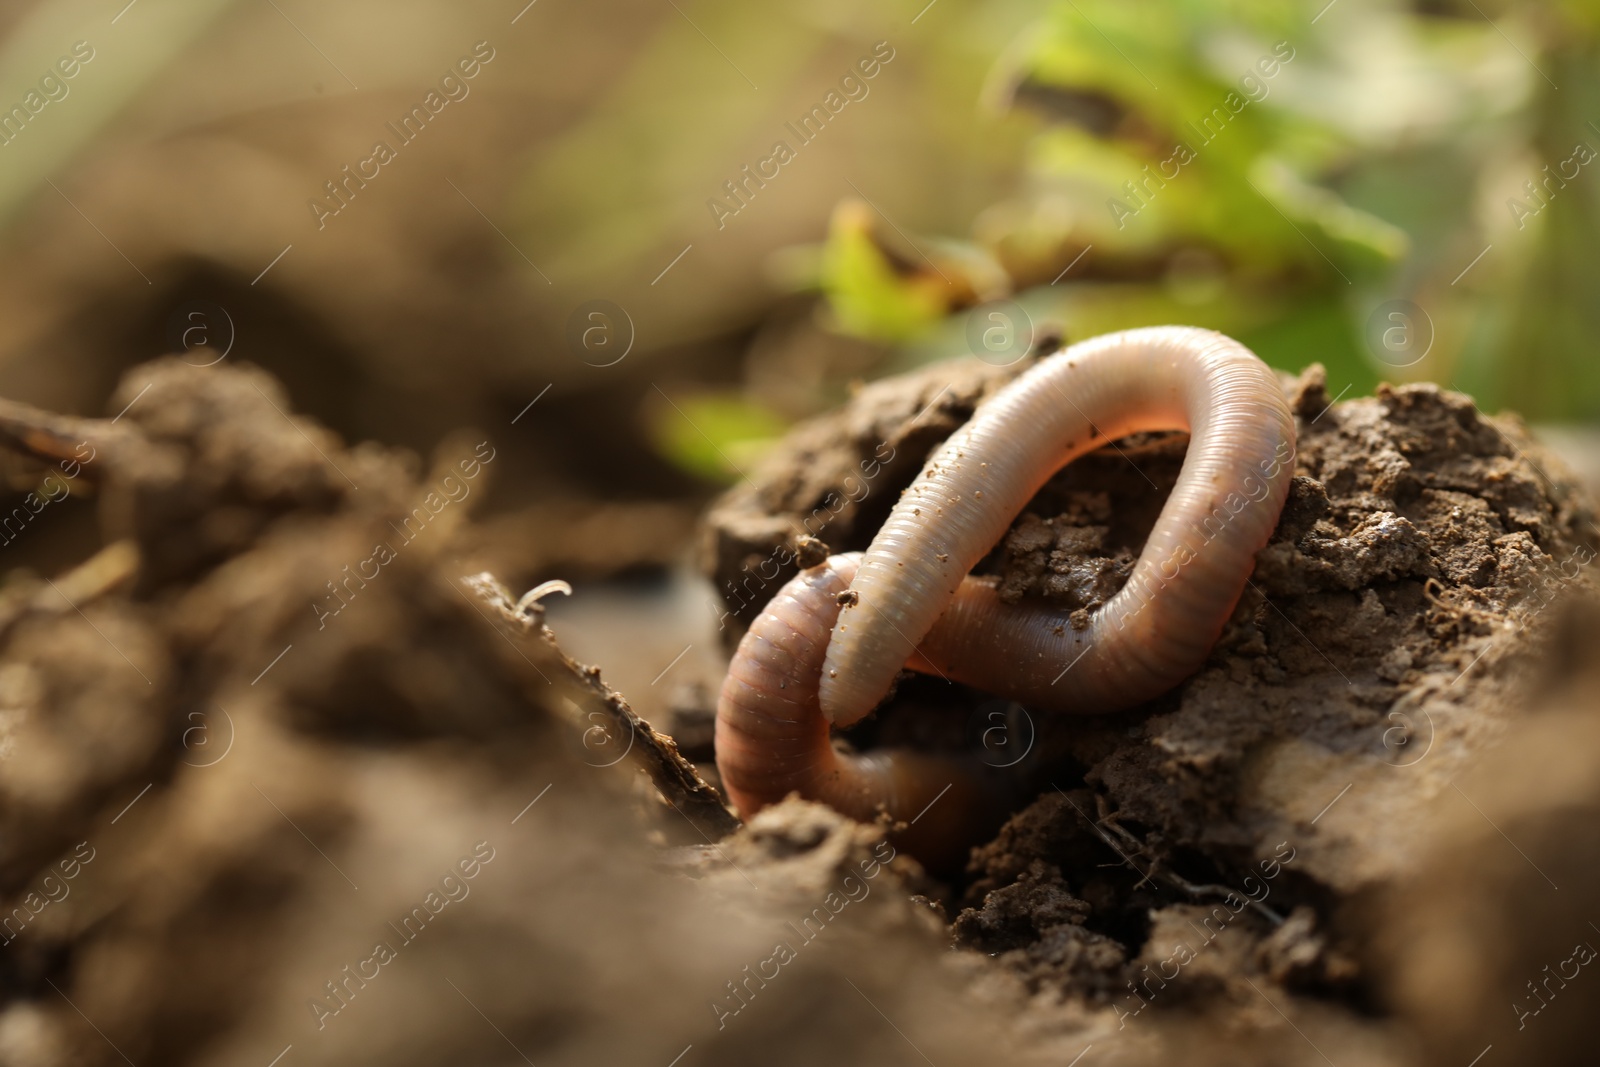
top-left (716, 326), bottom-right (1296, 848)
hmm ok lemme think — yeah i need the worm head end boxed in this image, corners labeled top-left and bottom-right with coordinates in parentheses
top-left (818, 670), bottom-right (866, 727)
top-left (812, 553), bottom-right (885, 727)
top-left (818, 629), bottom-right (854, 725)
top-left (818, 628), bottom-right (897, 728)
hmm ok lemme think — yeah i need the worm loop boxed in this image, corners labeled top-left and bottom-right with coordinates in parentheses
top-left (715, 553), bottom-right (1010, 862)
top-left (818, 326), bottom-right (1296, 726)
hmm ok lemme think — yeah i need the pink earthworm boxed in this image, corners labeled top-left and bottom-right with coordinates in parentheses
top-left (716, 326), bottom-right (1296, 848)
top-left (823, 325), bottom-right (1297, 725)
top-left (714, 551), bottom-right (1014, 862)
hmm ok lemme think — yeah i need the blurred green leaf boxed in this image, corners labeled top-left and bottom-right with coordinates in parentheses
top-left (647, 390), bottom-right (789, 484)
top-left (833, 0), bottom-right (1600, 420)
top-left (818, 210), bottom-right (952, 342)
top-left (0, 0), bottom-right (242, 228)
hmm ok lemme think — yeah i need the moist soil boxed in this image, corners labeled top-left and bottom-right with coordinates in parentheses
top-left (0, 352), bottom-right (1596, 1066)
top-left (702, 349), bottom-right (1600, 1061)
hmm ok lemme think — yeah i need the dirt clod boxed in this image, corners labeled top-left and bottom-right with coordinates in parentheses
top-left (701, 354), bottom-right (1599, 1056)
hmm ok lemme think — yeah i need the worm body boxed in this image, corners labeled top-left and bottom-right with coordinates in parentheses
top-left (819, 326), bottom-right (1296, 726)
top-left (715, 327), bottom-right (1295, 853)
top-left (715, 553), bottom-right (1010, 862)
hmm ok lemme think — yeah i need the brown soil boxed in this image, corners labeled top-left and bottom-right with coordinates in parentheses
top-left (0, 352), bottom-right (1596, 1065)
top-left (702, 348), bottom-right (1600, 1062)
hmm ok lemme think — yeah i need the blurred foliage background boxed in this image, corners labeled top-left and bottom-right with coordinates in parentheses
top-left (509, 0), bottom-right (1600, 480)
top-left (785, 0), bottom-right (1600, 441)
top-left (0, 0), bottom-right (1595, 553)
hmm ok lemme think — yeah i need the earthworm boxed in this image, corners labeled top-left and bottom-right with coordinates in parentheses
top-left (714, 551), bottom-right (1013, 862)
top-left (716, 326), bottom-right (1295, 848)
top-left (823, 325), bottom-right (1297, 724)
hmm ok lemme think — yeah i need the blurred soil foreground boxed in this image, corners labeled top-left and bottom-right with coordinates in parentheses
top-left (0, 351), bottom-right (1596, 1066)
